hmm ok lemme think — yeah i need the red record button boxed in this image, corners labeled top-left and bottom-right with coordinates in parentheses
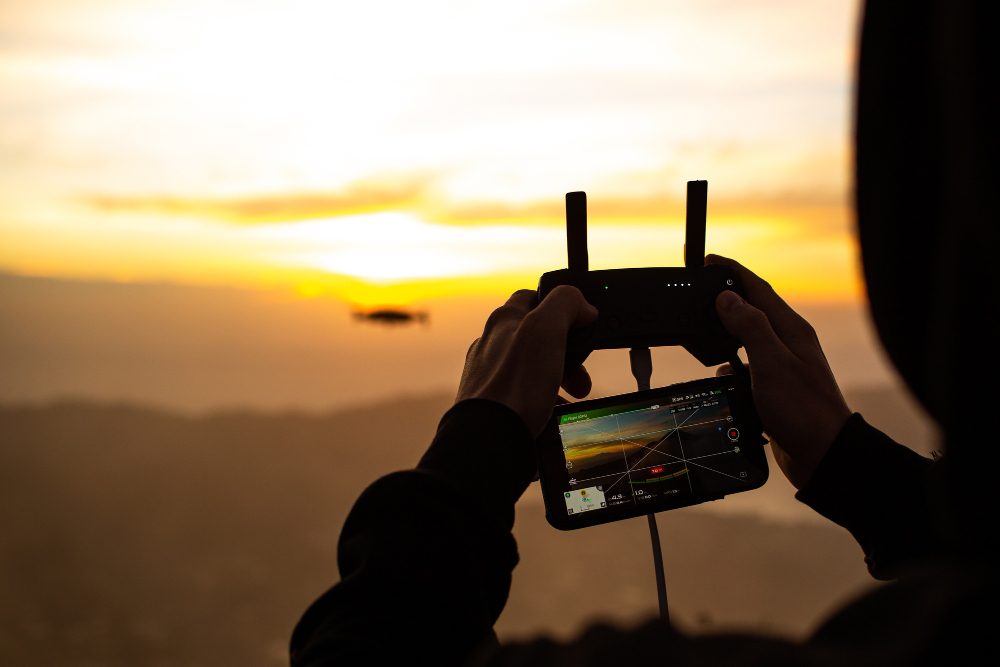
top-left (727, 428), bottom-right (740, 441)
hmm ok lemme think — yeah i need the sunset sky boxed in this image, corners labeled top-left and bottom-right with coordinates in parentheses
top-left (1, 4), bottom-right (942, 653)
top-left (0, 0), bottom-right (862, 307)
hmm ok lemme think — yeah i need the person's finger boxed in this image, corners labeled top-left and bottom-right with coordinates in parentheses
top-left (706, 255), bottom-right (819, 355)
top-left (464, 337), bottom-right (481, 361)
top-left (716, 290), bottom-right (793, 368)
top-left (561, 364), bottom-right (592, 399)
top-left (479, 289), bottom-right (537, 343)
top-left (504, 288), bottom-right (539, 313)
top-left (706, 255), bottom-right (802, 333)
top-left (503, 286), bottom-right (597, 413)
top-left (716, 362), bottom-right (752, 378)
top-left (523, 285), bottom-right (598, 346)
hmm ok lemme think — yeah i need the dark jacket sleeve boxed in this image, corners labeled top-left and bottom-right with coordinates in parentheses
top-left (794, 413), bottom-right (947, 579)
top-left (289, 399), bottom-right (537, 666)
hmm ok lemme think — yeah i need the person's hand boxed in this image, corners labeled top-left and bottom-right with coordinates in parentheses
top-left (709, 255), bottom-right (852, 490)
top-left (456, 287), bottom-right (598, 437)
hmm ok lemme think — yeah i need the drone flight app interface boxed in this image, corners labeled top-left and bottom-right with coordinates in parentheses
top-left (557, 384), bottom-right (752, 517)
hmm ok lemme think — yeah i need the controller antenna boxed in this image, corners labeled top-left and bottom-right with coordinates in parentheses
top-left (685, 180), bottom-right (707, 268)
top-left (566, 191), bottom-right (588, 271)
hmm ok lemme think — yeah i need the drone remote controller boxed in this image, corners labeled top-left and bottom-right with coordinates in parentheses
top-left (537, 181), bottom-right (745, 372)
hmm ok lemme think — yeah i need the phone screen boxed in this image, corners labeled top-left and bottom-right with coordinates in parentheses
top-left (537, 376), bottom-right (768, 529)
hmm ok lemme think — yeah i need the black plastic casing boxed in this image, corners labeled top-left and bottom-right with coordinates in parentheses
top-left (536, 376), bottom-right (768, 531)
top-left (537, 264), bottom-right (745, 371)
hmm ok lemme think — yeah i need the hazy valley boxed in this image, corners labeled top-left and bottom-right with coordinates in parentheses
top-left (0, 273), bottom-right (940, 666)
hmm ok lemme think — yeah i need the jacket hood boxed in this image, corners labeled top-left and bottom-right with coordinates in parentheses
top-left (855, 0), bottom-right (999, 542)
top-left (856, 0), bottom-right (998, 435)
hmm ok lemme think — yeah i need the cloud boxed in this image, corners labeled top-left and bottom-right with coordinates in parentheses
top-left (81, 173), bottom-right (849, 238)
top-left (82, 174), bottom-right (434, 223)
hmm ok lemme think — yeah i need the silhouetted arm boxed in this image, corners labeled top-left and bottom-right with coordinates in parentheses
top-left (289, 399), bottom-right (537, 666)
top-left (795, 413), bottom-right (946, 579)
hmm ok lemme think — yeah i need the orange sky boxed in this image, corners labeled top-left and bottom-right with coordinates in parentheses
top-left (0, 0), bottom-right (862, 307)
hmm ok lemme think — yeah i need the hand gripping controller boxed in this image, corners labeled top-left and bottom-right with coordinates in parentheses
top-left (537, 181), bottom-right (745, 373)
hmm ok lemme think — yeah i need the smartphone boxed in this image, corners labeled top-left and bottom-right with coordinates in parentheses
top-left (535, 376), bottom-right (769, 530)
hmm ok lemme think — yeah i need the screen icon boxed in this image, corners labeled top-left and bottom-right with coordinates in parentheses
top-left (563, 485), bottom-right (607, 515)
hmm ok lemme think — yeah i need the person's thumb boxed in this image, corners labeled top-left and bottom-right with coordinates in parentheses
top-left (715, 290), bottom-right (786, 361)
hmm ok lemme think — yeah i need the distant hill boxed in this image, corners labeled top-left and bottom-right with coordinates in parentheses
top-left (0, 395), bottom-right (453, 667)
top-left (0, 272), bottom-right (479, 412)
top-left (0, 391), bottom-right (916, 666)
top-left (0, 272), bottom-right (904, 413)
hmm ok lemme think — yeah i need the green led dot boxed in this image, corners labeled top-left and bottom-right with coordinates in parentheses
top-left (604, 285), bottom-right (609, 289)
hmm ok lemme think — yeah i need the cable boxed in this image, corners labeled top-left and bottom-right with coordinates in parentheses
top-left (629, 347), bottom-right (669, 623)
top-left (647, 514), bottom-right (669, 623)
top-left (728, 351), bottom-right (751, 384)
top-left (628, 347), bottom-right (652, 392)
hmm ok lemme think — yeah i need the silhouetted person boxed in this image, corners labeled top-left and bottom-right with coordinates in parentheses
top-left (289, 1), bottom-right (999, 664)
